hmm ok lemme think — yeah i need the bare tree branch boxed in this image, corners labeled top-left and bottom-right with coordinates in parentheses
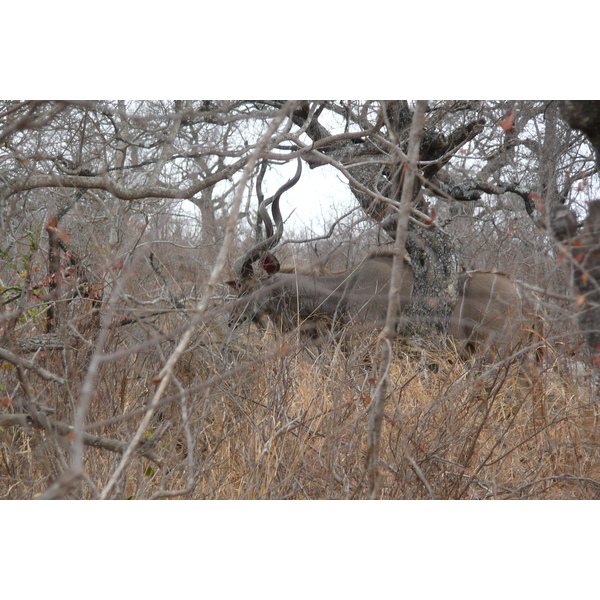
top-left (367, 100), bottom-right (427, 499)
top-left (1, 156), bottom-right (249, 202)
top-left (0, 346), bottom-right (66, 384)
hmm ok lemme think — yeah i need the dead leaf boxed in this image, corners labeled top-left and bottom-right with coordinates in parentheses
top-left (498, 113), bottom-right (515, 131)
top-left (424, 208), bottom-right (437, 226)
top-left (46, 216), bottom-right (71, 243)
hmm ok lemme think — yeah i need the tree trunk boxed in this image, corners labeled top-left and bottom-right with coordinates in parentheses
top-left (557, 101), bottom-right (600, 366)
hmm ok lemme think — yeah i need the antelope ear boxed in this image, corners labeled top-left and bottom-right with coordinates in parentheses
top-left (226, 280), bottom-right (242, 291)
top-left (260, 252), bottom-right (280, 275)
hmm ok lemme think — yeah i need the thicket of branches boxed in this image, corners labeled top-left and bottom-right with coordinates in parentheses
top-left (0, 100), bottom-right (598, 499)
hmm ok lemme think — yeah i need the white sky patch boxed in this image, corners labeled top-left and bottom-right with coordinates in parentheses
top-left (177, 160), bottom-right (358, 241)
top-left (263, 161), bottom-right (356, 236)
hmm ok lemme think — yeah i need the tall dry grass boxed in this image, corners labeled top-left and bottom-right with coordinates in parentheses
top-left (2, 310), bottom-right (598, 499)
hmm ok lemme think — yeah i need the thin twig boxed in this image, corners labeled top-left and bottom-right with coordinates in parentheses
top-left (367, 100), bottom-right (428, 499)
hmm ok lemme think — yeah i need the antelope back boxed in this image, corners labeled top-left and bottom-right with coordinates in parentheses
top-left (228, 250), bottom-right (414, 338)
top-left (449, 270), bottom-right (541, 361)
top-left (345, 250), bottom-right (414, 326)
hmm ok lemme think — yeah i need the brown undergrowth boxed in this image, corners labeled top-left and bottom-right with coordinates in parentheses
top-left (1, 320), bottom-right (598, 499)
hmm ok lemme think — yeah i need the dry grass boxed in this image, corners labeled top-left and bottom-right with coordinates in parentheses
top-left (2, 313), bottom-right (598, 500)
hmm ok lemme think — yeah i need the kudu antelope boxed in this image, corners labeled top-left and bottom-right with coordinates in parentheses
top-left (226, 158), bottom-right (414, 340)
top-left (449, 270), bottom-right (544, 362)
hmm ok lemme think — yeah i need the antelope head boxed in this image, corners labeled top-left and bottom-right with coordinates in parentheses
top-left (226, 158), bottom-right (302, 328)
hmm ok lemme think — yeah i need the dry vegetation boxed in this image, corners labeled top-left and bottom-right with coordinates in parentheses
top-left (2, 291), bottom-right (598, 499)
top-left (1, 194), bottom-right (599, 500)
top-left (1, 100), bottom-right (599, 500)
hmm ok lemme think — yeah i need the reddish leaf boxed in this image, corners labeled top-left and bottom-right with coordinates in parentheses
top-left (424, 208), bottom-right (437, 225)
top-left (46, 217), bottom-right (71, 243)
top-left (498, 113), bottom-right (516, 131)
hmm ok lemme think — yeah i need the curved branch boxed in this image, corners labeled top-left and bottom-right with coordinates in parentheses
top-left (2, 156), bottom-right (250, 202)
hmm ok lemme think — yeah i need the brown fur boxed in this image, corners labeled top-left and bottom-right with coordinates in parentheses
top-left (449, 270), bottom-right (544, 362)
top-left (279, 264), bottom-right (341, 277)
top-left (228, 250), bottom-right (413, 338)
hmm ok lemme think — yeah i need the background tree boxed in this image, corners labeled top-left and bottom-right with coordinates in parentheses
top-left (554, 101), bottom-right (600, 366)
